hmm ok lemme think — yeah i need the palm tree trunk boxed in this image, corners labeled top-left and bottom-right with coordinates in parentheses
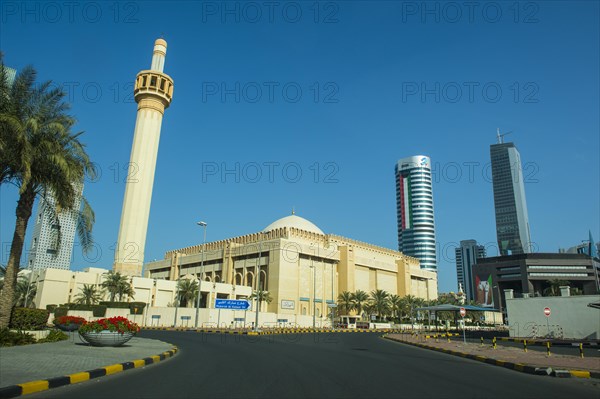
top-left (0, 186), bottom-right (35, 328)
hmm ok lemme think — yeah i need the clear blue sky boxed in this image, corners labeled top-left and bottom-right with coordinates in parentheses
top-left (1, 1), bottom-right (598, 293)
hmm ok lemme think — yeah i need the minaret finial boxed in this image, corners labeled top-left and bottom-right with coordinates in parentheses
top-left (292, 207), bottom-right (295, 215)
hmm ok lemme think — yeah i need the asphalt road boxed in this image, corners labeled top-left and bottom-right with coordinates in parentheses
top-left (30, 331), bottom-right (600, 399)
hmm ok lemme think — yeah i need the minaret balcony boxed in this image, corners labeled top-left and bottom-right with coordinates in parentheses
top-left (134, 70), bottom-right (174, 107)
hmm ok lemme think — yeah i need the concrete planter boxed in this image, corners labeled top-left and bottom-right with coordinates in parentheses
top-left (79, 331), bottom-right (134, 346)
top-left (55, 323), bottom-right (81, 332)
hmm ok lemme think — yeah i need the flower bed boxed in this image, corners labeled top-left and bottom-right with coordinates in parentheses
top-left (79, 316), bottom-right (140, 334)
top-left (53, 316), bottom-right (87, 331)
top-left (78, 317), bottom-right (140, 347)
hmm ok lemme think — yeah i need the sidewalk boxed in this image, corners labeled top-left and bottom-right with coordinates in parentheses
top-left (385, 333), bottom-right (600, 377)
top-left (0, 333), bottom-right (175, 388)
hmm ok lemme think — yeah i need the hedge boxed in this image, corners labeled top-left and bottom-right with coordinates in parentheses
top-left (68, 304), bottom-right (96, 311)
top-left (92, 305), bottom-right (107, 317)
top-left (99, 301), bottom-right (130, 309)
top-left (54, 307), bottom-right (69, 318)
top-left (129, 302), bottom-right (147, 314)
top-left (9, 308), bottom-right (49, 331)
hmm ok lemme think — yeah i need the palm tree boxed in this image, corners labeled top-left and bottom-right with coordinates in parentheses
top-left (0, 62), bottom-right (96, 328)
top-left (117, 282), bottom-right (135, 302)
top-left (74, 284), bottom-right (103, 305)
top-left (250, 290), bottom-right (273, 312)
top-left (350, 290), bottom-right (369, 320)
top-left (389, 294), bottom-right (403, 322)
top-left (337, 291), bottom-right (354, 315)
top-left (369, 289), bottom-right (390, 321)
top-left (101, 271), bottom-right (131, 302)
top-left (13, 277), bottom-right (36, 308)
top-left (543, 279), bottom-right (569, 296)
top-left (176, 279), bottom-right (199, 307)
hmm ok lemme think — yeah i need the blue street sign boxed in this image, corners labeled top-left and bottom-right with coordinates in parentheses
top-left (214, 299), bottom-right (251, 310)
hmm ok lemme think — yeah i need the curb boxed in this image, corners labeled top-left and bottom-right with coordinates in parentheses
top-left (141, 327), bottom-right (406, 335)
top-left (498, 337), bottom-right (599, 347)
top-left (0, 346), bottom-right (178, 399)
top-left (382, 334), bottom-right (599, 380)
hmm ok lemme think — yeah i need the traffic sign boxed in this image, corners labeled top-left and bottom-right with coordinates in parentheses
top-left (459, 307), bottom-right (466, 317)
top-left (544, 307), bottom-right (551, 317)
top-left (214, 299), bottom-right (251, 310)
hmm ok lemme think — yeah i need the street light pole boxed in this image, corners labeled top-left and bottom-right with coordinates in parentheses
top-left (195, 221), bottom-right (207, 328)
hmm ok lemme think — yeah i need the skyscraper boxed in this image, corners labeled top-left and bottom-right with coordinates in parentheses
top-left (395, 155), bottom-right (437, 270)
top-left (455, 239), bottom-right (486, 301)
top-left (490, 132), bottom-right (532, 255)
top-left (114, 39), bottom-right (174, 277)
top-left (27, 182), bottom-right (84, 271)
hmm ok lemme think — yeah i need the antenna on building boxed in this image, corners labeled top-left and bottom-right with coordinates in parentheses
top-left (496, 128), bottom-right (513, 144)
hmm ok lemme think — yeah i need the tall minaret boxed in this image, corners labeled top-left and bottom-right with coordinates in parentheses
top-left (113, 39), bottom-right (174, 276)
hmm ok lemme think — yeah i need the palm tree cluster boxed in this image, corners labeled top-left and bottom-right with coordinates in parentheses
top-left (73, 284), bottom-right (104, 305)
top-left (337, 290), bottom-right (426, 322)
top-left (101, 271), bottom-right (135, 302)
top-left (0, 59), bottom-right (96, 328)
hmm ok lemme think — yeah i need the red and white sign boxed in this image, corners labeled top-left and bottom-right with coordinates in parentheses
top-left (544, 307), bottom-right (551, 317)
top-left (459, 307), bottom-right (466, 317)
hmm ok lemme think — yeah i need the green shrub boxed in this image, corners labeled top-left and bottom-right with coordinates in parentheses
top-left (99, 301), bottom-right (130, 309)
top-left (0, 328), bottom-right (36, 347)
top-left (129, 302), bottom-right (146, 314)
top-left (38, 330), bottom-right (68, 343)
top-left (92, 305), bottom-right (107, 317)
top-left (68, 304), bottom-right (95, 311)
top-left (54, 307), bottom-right (69, 318)
top-left (46, 304), bottom-right (58, 312)
top-left (9, 308), bottom-right (49, 331)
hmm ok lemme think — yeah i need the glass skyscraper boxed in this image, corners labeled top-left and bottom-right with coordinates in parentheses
top-left (395, 155), bottom-right (437, 270)
top-left (455, 239), bottom-right (486, 301)
top-left (27, 182), bottom-right (84, 270)
top-left (490, 141), bottom-right (532, 255)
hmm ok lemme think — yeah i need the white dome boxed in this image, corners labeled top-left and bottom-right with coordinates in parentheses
top-left (262, 215), bottom-right (324, 235)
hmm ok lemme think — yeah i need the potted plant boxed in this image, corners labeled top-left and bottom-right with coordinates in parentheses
top-left (78, 316), bottom-right (140, 347)
top-left (53, 315), bottom-right (87, 332)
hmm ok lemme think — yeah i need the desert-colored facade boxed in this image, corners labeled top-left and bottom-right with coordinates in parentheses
top-left (28, 267), bottom-right (251, 311)
top-left (145, 215), bottom-right (438, 318)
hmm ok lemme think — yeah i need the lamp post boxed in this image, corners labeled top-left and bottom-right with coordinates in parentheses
top-left (254, 232), bottom-right (263, 332)
top-left (195, 221), bottom-right (207, 328)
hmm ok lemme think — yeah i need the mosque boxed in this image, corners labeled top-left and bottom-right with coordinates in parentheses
top-left (144, 213), bottom-right (438, 318)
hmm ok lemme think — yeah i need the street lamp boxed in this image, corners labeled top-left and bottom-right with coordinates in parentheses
top-left (195, 221), bottom-right (207, 328)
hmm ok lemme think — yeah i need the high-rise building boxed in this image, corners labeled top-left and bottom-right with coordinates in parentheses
top-left (395, 155), bottom-right (437, 270)
top-left (455, 240), bottom-right (486, 301)
top-left (27, 182), bottom-right (84, 271)
top-left (114, 39), bottom-right (174, 277)
top-left (490, 132), bottom-right (532, 255)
